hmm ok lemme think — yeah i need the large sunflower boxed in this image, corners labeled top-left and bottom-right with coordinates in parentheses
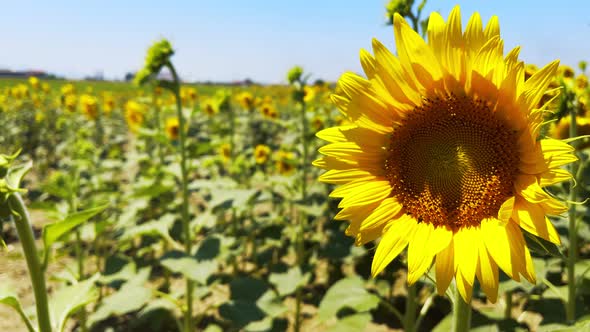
top-left (315, 6), bottom-right (577, 303)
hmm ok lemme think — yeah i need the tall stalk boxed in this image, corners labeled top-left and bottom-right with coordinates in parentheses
top-left (566, 104), bottom-right (579, 323)
top-left (451, 284), bottom-right (472, 332)
top-left (294, 86), bottom-right (308, 332)
top-left (166, 62), bottom-right (194, 332)
top-left (9, 193), bottom-right (52, 332)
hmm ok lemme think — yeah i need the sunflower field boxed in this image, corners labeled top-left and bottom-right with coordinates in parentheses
top-left (1, 2), bottom-right (590, 332)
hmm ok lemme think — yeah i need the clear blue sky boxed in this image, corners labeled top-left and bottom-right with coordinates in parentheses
top-left (1, 1), bottom-right (589, 83)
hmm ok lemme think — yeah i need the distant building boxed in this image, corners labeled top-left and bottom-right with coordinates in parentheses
top-left (0, 69), bottom-right (51, 78)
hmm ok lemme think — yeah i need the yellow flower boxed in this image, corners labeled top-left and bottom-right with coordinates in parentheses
top-left (181, 87), bottom-right (198, 106)
top-left (201, 98), bottom-right (219, 116)
top-left (276, 150), bottom-right (295, 175)
top-left (550, 116), bottom-right (590, 150)
top-left (125, 100), bottom-right (145, 132)
top-left (61, 83), bottom-right (75, 96)
top-left (219, 143), bottom-right (231, 162)
top-left (315, 7), bottom-right (576, 304)
top-left (575, 74), bottom-right (588, 94)
top-left (64, 94), bottom-right (77, 112)
top-left (80, 94), bottom-right (99, 120)
top-left (237, 92), bottom-right (255, 110)
top-left (10, 84), bottom-right (29, 99)
top-left (165, 117), bottom-right (180, 140)
top-left (41, 83), bottom-right (50, 93)
top-left (311, 115), bottom-right (324, 131)
top-left (28, 76), bottom-right (40, 89)
top-left (260, 103), bottom-right (278, 119)
top-left (303, 86), bottom-right (316, 103)
top-left (254, 145), bottom-right (271, 164)
top-left (102, 93), bottom-right (116, 115)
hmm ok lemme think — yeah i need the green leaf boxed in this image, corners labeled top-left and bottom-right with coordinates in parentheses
top-left (523, 231), bottom-right (564, 258)
top-left (160, 251), bottom-right (217, 285)
top-left (0, 287), bottom-right (35, 332)
top-left (256, 291), bottom-right (288, 318)
top-left (219, 300), bottom-right (265, 328)
top-left (88, 268), bottom-right (152, 326)
top-left (326, 312), bottom-right (372, 332)
top-left (43, 203), bottom-right (109, 250)
top-left (318, 277), bottom-right (380, 322)
top-left (269, 267), bottom-right (310, 297)
top-left (50, 274), bottom-right (100, 332)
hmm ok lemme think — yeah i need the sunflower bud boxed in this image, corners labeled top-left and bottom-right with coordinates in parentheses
top-left (287, 66), bottom-right (304, 85)
top-left (386, 0), bottom-right (414, 24)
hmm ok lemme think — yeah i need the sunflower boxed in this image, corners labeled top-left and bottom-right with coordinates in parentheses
top-left (219, 143), bottom-right (231, 163)
top-left (165, 117), bottom-right (180, 140)
top-left (254, 144), bottom-right (271, 164)
top-left (238, 92), bottom-right (255, 110)
top-left (201, 98), bottom-right (219, 116)
top-left (315, 6), bottom-right (577, 303)
top-left (276, 150), bottom-right (295, 175)
top-left (79, 94), bottom-right (99, 120)
top-left (125, 100), bottom-right (145, 133)
top-left (550, 116), bottom-right (590, 150)
top-left (260, 102), bottom-right (278, 120)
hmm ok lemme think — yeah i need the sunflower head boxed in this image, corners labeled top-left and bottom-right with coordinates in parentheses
top-left (237, 92), bottom-right (255, 110)
top-left (165, 117), bottom-right (180, 140)
top-left (254, 144), bottom-right (271, 164)
top-left (28, 76), bottom-right (40, 89)
top-left (316, 6), bottom-right (576, 303)
top-left (276, 150), bottom-right (295, 175)
top-left (260, 103), bottom-right (278, 119)
top-left (125, 100), bottom-right (145, 132)
top-left (80, 94), bottom-right (99, 120)
top-left (202, 98), bottom-right (219, 116)
top-left (219, 143), bottom-right (231, 162)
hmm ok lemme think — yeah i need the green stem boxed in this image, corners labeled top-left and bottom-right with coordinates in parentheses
top-left (294, 87), bottom-right (308, 332)
top-left (9, 193), bottom-right (52, 332)
top-left (167, 62), bottom-right (195, 332)
top-left (566, 105), bottom-right (579, 324)
top-left (504, 290), bottom-right (513, 319)
top-left (451, 284), bottom-right (472, 332)
top-left (404, 284), bottom-right (418, 332)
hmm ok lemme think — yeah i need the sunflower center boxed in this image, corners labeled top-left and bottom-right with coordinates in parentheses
top-left (384, 94), bottom-right (519, 231)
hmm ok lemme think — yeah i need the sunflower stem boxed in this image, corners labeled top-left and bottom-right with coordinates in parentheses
top-left (451, 283), bottom-right (472, 332)
top-left (504, 290), bottom-right (513, 319)
top-left (404, 283), bottom-right (418, 332)
top-left (9, 193), bottom-right (52, 332)
top-left (294, 83), bottom-right (308, 332)
top-left (167, 61), bottom-right (195, 332)
top-left (566, 103), bottom-right (579, 324)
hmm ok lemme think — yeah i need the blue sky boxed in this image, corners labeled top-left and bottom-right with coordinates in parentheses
top-left (1, 1), bottom-right (589, 83)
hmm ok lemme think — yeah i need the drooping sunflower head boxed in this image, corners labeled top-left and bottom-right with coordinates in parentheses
top-left (315, 6), bottom-right (577, 303)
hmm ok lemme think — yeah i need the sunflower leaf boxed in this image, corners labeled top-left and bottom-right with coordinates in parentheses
top-left (523, 231), bottom-right (565, 258)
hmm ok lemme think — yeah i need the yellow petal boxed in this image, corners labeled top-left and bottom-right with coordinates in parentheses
top-left (435, 241), bottom-right (455, 296)
top-left (371, 215), bottom-right (416, 277)
top-left (521, 60), bottom-right (560, 110)
top-left (481, 218), bottom-right (522, 280)
top-left (497, 196), bottom-right (515, 224)
top-left (453, 227), bottom-right (478, 286)
top-left (476, 244), bottom-right (499, 303)
top-left (393, 13), bottom-right (443, 90)
top-left (360, 48), bottom-right (376, 79)
top-left (338, 180), bottom-right (392, 208)
top-left (512, 198), bottom-right (561, 244)
top-left (359, 197), bottom-right (403, 231)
